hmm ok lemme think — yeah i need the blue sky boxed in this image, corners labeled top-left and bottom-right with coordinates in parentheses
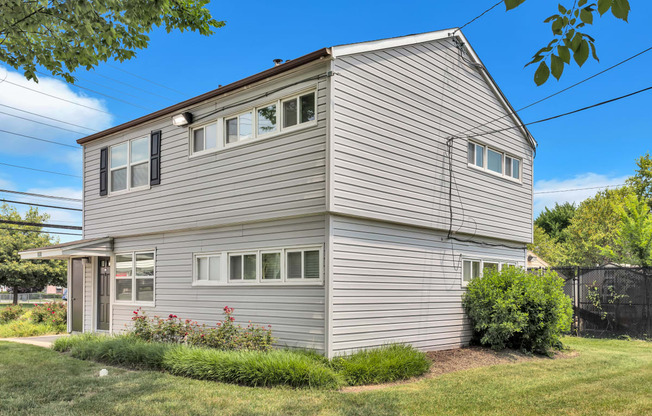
top-left (0, 0), bottom-right (650, 242)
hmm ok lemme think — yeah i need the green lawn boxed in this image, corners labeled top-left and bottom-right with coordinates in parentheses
top-left (0, 337), bottom-right (650, 416)
top-left (0, 303), bottom-right (36, 309)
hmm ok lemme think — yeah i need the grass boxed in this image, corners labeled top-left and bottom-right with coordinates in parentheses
top-left (0, 337), bottom-right (649, 415)
top-left (0, 303), bottom-right (37, 309)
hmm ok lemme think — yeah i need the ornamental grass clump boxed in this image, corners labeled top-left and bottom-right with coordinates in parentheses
top-left (130, 306), bottom-right (274, 351)
top-left (163, 346), bottom-right (344, 389)
top-left (331, 344), bottom-right (430, 386)
top-left (462, 266), bottom-right (573, 355)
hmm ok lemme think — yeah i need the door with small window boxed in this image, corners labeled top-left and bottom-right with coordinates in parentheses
top-left (97, 257), bottom-right (111, 331)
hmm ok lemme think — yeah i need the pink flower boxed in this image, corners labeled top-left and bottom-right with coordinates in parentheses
top-left (133, 311), bottom-right (138, 314)
top-left (229, 317), bottom-right (235, 322)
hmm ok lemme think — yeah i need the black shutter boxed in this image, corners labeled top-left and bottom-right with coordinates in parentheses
top-left (99, 147), bottom-right (108, 196)
top-left (150, 130), bottom-right (161, 186)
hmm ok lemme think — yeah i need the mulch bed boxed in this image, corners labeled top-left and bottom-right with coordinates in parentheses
top-left (342, 346), bottom-right (578, 393)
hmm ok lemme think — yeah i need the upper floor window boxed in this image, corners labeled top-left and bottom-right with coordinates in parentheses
top-left (467, 140), bottom-right (521, 182)
top-left (189, 89), bottom-right (317, 157)
top-left (110, 137), bottom-right (149, 193)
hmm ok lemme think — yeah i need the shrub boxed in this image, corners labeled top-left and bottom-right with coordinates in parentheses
top-left (31, 302), bottom-right (66, 327)
top-left (331, 344), bottom-right (430, 386)
top-left (131, 306), bottom-right (274, 351)
top-left (462, 267), bottom-right (573, 355)
top-left (163, 346), bottom-right (343, 389)
top-left (0, 305), bottom-right (25, 323)
top-left (0, 319), bottom-right (63, 338)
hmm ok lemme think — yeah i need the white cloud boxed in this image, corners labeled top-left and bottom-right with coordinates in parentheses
top-left (533, 173), bottom-right (629, 215)
top-left (0, 66), bottom-right (113, 154)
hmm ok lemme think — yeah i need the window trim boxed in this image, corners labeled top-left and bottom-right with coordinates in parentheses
top-left (186, 87), bottom-right (318, 159)
top-left (194, 245), bottom-right (323, 287)
top-left (467, 140), bottom-right (522, 184)
top-left (112, 249), bottom-right (156, 306)
top-left (192, 252), bottom-right (223, 286)
top-left (461, 257), bottom-right (520, 288)
top-left (108, 137), bottom-right (151, 195)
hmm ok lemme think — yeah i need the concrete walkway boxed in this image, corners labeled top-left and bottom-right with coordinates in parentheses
top-left (0, 334), bottom-right (67, 348)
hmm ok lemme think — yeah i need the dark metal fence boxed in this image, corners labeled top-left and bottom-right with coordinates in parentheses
top-left (528, 266), bottom-right (652, 339)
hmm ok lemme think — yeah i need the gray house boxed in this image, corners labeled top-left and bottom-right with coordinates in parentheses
top-left (21, 29), bottom-right (535, 358)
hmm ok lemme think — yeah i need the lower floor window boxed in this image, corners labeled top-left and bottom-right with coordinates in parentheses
top-left (114, 251), bottom-right (155, 303)
top-left (462, 258), bottom-right (519, 287)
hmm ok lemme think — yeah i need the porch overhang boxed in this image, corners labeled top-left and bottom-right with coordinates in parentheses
top-left (19, 237), bottom-right (113, 260)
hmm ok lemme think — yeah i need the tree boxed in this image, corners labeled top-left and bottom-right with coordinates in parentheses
top-left (534, 202), bottom-right (576, 243)
top-left (528, 225), bottom-right (567, 266)
top-left (562, 187), bottom-right (630, 266)
top-left (505, 0), bottom-right (631, 85)
top-left (0, 0), bottom-right (224, 83)
top-left (601, 193), bottom-right (652, 267)
top-left (626, 153), bottom-right (652, 208)
top-left (0, 204), bottom-right (66, 304)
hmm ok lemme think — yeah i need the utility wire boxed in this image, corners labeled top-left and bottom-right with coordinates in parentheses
top-left (0, 162), bottom-right (81, 178)
top-left (0, 198), bottom-right (82, 211)
top-left (0, 227), bottom-right (82, 236)
top-left (459, 45), bottom-right (652, 136)
top-left (0, 220), bottom-right (82, 230)
top-left (452, 0), bottom-right (503, 35)
top-left (91, 71), bottom-right (177, 101)
top-left (0, 189), bottom-right (82, 202)
top-left (534, 184), bottom-right (625, 194)
top-left (0, 103), bottom-right (98, 132)
top-left (106, 63), bottom-right (187, 96)
top-left (0, 129), bottom-right (78, 149)
top-left (0, 80), bottom-right (111, 115)
top-left (0, 110), bottom-right (90, 135)
top-left (466, 85), bottom-right (652, 139)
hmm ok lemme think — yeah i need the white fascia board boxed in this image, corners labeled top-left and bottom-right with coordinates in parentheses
top-left (19, 249), bottom-right (65, 260)
top-left (331, 28), bottom-right (456, 58)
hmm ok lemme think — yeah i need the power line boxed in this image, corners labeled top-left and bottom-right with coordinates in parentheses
top-left (0, 198), bottom-right (82, 211)
top-left (0, 227), bottom-right (82, 236)
top-left (0, 129), bottom-right (78, 148)
top-left (0, 110), bottom-right (90, 135)
top-left (452, 0), bottom-right (503, 35)
top-left (0, 80), bottom-right (112, 115)
top-left (466, 85), bottom-right (652, 139)
top-left (0, 189), bottom-right (82, 202)
top-left (0, 103), bottom-right (98, 132)
top-left (0, 220), bottom-right (82, 230)
top-left (459, 45), bottom-right (652, 136)
top-left (534, 184), bottom-right (626, 195)
top-left (91, 71), bottom-right (177, 101)
top-left (0, 162), bottom-right (81, 178)
top-left (105, 63), bottom-right (187, 96)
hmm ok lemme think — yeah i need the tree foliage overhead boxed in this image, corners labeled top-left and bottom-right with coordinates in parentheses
top-left (534, 202), bottom-right (576, 243)
top-left (626, 152), bottom-right (652, 208)
top-left (504, 0), bottom-right (631, 85)
top-left (0, 0), bottom-right (224, 83)
top-left (528, 225), bottom-right (567, 266)
top-left (0, 204), bottom-right (66, 303)
top-left (601, 193), bottom-right (652, 267)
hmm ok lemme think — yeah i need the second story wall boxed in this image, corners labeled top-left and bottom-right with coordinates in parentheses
top-left (83, 62), bottom-right (329, 239)
top-left (330, 37), bottom-right (534, 244)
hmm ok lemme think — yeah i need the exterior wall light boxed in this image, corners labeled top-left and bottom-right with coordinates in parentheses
top-left (172, 112), bottom-right (193, 126)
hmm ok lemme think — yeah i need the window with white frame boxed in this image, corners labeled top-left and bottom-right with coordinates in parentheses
top-left (282, 92), bottom-right (316, 128)
top-left (462, 258), bottom-right (520, 287)
top-left (467, 140), bottom-right (522, 182)
top-left (114, 251), bottom-right (155, 303)
top-left (195, 246), bottom-right (322, 286)
top-left (110, 137), bottom-right (149, 192)
top-left (225, 111), bottom-right (253, 144)
top-left (191, 122), bottom-right (218, 154)
top-left (193, 253), bottom-right (222, 284)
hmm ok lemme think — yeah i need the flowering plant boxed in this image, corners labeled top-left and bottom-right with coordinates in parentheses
top-left (31, 301), bottom-right (67, 327)
top-left (130, 306), bottom-right (274, 351)
top-left (0, 304), bottom-right (25, 323)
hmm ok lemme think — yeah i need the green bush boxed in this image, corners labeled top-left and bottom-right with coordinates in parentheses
top-left (164, 346), bottom-right (343, 389)
top-left (462, 267), bottom-right (573, 355)
top-left (0, 305), bottom-right (24, 323)
top-left (31, 302), bottom-right (66, 327)
top-left (331, 344), bottom-right (430, 386)
top-left (0, 319), bottom-right (63, 338)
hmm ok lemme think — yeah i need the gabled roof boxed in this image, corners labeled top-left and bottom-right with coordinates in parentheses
top-left (77, 29), bottom-right (536, 149)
